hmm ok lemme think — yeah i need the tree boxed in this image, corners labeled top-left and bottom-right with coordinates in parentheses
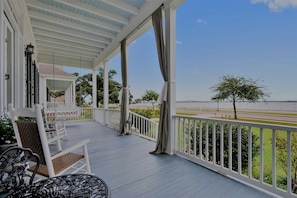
top-left (142, 90), bottom-right (159, 101)
top-left (49, 91), bottom-right (65, 99)
top-left (142, 90), bottom-right (159, 109)
top-left (74, 68), bottom-right (133, 107)
top-left (211, 75), bottom-right (269, 119)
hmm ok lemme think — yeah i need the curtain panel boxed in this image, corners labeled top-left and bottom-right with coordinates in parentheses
top-left (150, 6), bottom-right (169, 154)
top-left (118, 39), bottom-right (128, 136)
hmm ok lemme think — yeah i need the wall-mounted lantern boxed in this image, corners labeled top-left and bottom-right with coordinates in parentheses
top-left (25, 43), bottom-right (34, 56)
top-left (25, 43), bottom-right (34, 107)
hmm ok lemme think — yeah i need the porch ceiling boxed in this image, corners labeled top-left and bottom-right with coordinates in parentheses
top-left (24, 0), bottom-right (185, 70)
top-left (46, 79), bottom-right (72, 91)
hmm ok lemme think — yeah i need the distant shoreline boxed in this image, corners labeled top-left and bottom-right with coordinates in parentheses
top-left (131, 101), bottom-right (297, 112)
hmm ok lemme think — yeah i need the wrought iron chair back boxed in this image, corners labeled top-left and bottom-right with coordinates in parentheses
top-left (0, 146), bottom-right (40, 197)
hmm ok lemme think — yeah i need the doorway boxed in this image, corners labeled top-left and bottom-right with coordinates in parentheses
top-left (3, 15), bottom-right (14, 112)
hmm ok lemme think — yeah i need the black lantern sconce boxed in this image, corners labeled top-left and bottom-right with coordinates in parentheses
top-left (25, 43), bottom-right (34, 56)
top-left (25, 43), bottom-right (34, 107)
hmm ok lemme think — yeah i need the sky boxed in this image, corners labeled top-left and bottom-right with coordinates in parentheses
top-left (64, 0), bottom-right (297, 102)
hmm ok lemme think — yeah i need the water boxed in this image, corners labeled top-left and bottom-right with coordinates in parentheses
top-left (176, 101), bottom-right (297, 112)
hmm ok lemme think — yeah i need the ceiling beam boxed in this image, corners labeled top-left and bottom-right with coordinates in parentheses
top-left (28, 10), bottom-right (116, 39)
top-left (35, 36), bottom-right (103, 52)
top-left (26, 0), bottom-right (121, 33)
top-left (36, 40), bottom-right (102, 54)
top-left (38, 49), bottom-right (96, 61)
top-left (33, 30), bottom-right (106, 49)
top-left (100, 0), bottom-right (139, 15)
top-left (31, 21), bottom-right (110, 46)
top-left (38, 54), bottom-right (94, 69)
top-left (37, 44), bottom-right (99, 57)
top-left (55, 0), bottom-right (129, 25)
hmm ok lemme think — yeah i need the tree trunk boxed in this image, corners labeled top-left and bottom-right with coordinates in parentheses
top-left (233, 100), bottom-right (237, 119)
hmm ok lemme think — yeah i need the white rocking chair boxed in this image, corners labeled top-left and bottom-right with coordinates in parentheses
top-left (8, 104), bottom-right (91, 178)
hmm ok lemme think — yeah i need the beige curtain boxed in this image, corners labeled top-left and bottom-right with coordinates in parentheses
top-left (118, 39), bottom-right (128, 136)
top-left (150, 6), bottom-right (169, 154)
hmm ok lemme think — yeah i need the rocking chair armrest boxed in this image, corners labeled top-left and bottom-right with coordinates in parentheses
top-left (47, 134), bottom-right (60, 143)
top-left (51, 139), bottom-right (90, 159)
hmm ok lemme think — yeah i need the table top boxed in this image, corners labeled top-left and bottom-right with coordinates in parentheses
top-left (30, 174), bottom-right (110, 198)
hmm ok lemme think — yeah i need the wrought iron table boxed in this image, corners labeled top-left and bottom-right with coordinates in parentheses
top-left (28, 174), bottom-right (110, 198)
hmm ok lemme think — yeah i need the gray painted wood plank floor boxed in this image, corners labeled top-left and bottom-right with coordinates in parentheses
top-left (57, 121), bottom-right (277, 198)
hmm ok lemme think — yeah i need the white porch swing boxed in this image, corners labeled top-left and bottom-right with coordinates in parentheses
top-left (43, 54), bottom-right (81, 130)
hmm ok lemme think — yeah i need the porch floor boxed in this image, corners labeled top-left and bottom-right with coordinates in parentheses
top-left (59, 121), bottom-right (276, 198)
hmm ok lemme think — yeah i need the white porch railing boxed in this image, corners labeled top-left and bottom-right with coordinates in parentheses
top-left (93, 108), bottom-right (121, 130)
top-left (174, 115), bottom-right (297, 198)
top-left (93, 108), bottom-right (158, 141)
top-left (128, 111), bottom-right (158, 141)
top-left (93, 108), bottom-right (105, 123)
top-left (46, 107), bottom-right (93, 121)
top-left (46, 102), bottom-right (76, 109)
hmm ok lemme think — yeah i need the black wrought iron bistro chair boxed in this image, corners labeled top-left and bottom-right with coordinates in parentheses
top-left (0, 146), bottom-right (40, 197)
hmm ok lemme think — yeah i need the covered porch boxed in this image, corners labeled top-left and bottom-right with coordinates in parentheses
top-left (61, 121), bottom-right (274, 198)
top-left (1, 0), bottom-right (296, 197)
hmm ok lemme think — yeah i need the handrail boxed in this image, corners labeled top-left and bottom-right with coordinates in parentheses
top-left (173, 115), bottom-right (297, 198)
top-left (128, 111), bottom-right (158, 141)
top-left (93, 108), bottom-right (158, 141)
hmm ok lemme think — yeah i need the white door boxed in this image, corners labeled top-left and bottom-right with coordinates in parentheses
top-left (3, 16), bottom-right (14, 112)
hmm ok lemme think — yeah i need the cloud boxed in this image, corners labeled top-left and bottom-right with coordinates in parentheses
top-left (251, 0), bottom-right (297, 11)
top-left (197, 18), bottom-right (207, 24)
top-left (176, 40), bottom-right (183, 44)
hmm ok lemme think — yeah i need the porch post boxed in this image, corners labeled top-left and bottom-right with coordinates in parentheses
top-left (72, 80), bottom-right (75, 108)
top-left (92, 69), bottom-right (97, 108)
top-left (40, 76), bottom-right (47, 109)
top-left (165, 3), bottom-right (177, 155)
top-left (0, 0), bottom-right (3, 113)
top-left (103, 60), bottom-right (109, 125)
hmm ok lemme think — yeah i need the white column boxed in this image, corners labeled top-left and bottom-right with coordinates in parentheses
top-left (0, 0), bottom-right (4, 113)
top-left (92, 69), bottom-right (97, 108)
top-left (103, 61), bottom-right (109, 125)
top-left (165, 4), bottom-right (177, 155)
top-left (72, 80), bottom-right (76, 108)
top-left (124, 44), bottom-right (129, 134)
top-left (40, 76), bottom-right (47, 109)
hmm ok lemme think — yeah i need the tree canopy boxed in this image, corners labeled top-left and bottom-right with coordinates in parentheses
top-left (211, 75), bottom-right (269, 119)
top-left (141, 90), bottom-right (159, 102)
top-left (74, 68), bottom-right (133, 107)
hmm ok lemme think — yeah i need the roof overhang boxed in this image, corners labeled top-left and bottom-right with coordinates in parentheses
top-left (21, 0), bottom-right (186, 71)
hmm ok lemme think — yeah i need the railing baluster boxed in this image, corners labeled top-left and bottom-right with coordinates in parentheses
top-left (248, 126), bottom-right (252, 178)
top-left (272, 129), bottom-right (276, 187)
top-left (178, 117), bottom-right (181, 151)
top-left (187, 119), bottom-right (191, 155)
top-left (213, 122), bottom-right (216, 165)
top-left (287, 130), bottom-right (292, 194)
top-left (220, 124), bottom-right (224, 168)
top-left (194, 120), bottom-right (197, 158)
top-left (206, 121), bottom-right (209, 162)
top-left (182, 118), bottom-right (185, 152)
top-left (260, 127), bottom-right (263, 183)
top-left (229, 124), bottom-right (232, 171)
top-left (238, 125), bottom-right (242, 174)
top-left (199, 121), bottom-right (202, 159)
